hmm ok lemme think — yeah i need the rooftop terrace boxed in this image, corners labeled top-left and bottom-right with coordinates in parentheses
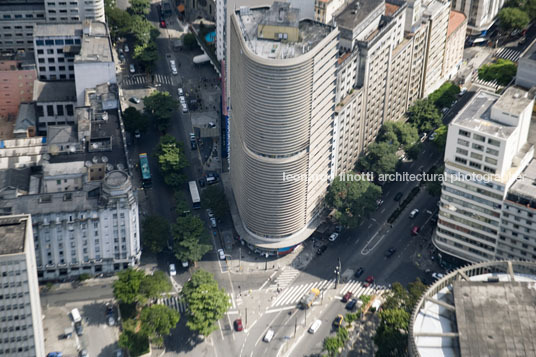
top-left (0, 215), bottom-right (27, 256)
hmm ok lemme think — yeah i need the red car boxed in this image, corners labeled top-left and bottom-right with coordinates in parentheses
top-left (160, 20), bottom-right (166, 28)
top-left (411, 226), bottom-right (420, 235)
top-left (234, 318), bottom-right (243, 332)
top-left (342, 291), bottom-right (352, 303)
top-left (364, 276), bottom-right (374, 287)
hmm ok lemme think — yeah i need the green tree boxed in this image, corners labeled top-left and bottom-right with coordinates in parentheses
top-left (426, 165), bottom-right (444, 197)
top-left (326, 176), bottom-right (382, 228)
top-left (113, 269), bottom-right (146, 304)
top-left (134, 42), bottom-right (159, 73)
top-left (432, 125), bottom-right (448, 151)
top-left (323, 336), bottom-right (342, 357)
top-left (374, 308), bottom-right (410, 357)
top-left (202, 185), bottom-right (229, 220)
top-left (139, 271), bottom-right (172, 304)
top-left (526, 0), bottom-right (536, 20)
top-left (172, 216), bottom-right (211, 264)
top-left (337, 327), bottom-right (349, 344)
top-left (428, 82), bottom-right (460, 109)
top-left (378, 121), bottom-right (419, 150)
top-left (183, 33), bottom-right (198, 50)
top-left (182, 270), bottom-right (231, 336)
top-left (407, 278), bottom-right (427, 309)
top-left (118, 329), bottom-right (150, 357)
top-left (144, 91), bottom-right (178, 131)
top-left (155, 135), bottom-right (188, 187)
top-left (139, 305), bottom-right (180, 345)
top-left (382, 282), bottom-right (410, 311)
top-left (128, 15), bottom-right (153, 45)
top-left (107, 7), bottom-right (133, 40)
top-left (406, 142), bottom-right (422, 160)
top-left (498, 7), bottom-right (530, 32)
top-left (141, 215), bottom-right (170, 254)
top-left (359, 142), bottom-right (399, 176)
top-left (407, 99), bottom-right (442, 133)
top-left (128, 0), bottom-right (151, 15)
top-left (123, 107), bottom-right (148, 134)
top-left (478, 59), bottom-right (517, 86)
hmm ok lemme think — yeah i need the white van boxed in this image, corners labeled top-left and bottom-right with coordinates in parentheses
top-left (263, 329), bottom-right (274, 342)
top-left (308, 319), bottom-right (322, 334)
top-left (71, 308), bottom-right (81, 323)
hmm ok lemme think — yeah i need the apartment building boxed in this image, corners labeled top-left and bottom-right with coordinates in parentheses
top-left (0, 58), bottom-right (36, 135)
top-left (33, 80), bottom-right (77, 134)
top-left (516, 39), bottom-right (536, 90)
top-left (442, 10), bottom-right (466, 80)
top-left (0, 214), bottom-right (45, 357)
top-left (314, 0), bottom-right (347, 23)
top-left (451, 0), bottom-right (504, 34)
top-left (0, 83), bottom-right (141, 280)
top-left (229, 3), bottom-right (339, 250)
top-left (0, 0), bottom-right (104, 54)
top-left (434, 87), bottom-right (535, 263)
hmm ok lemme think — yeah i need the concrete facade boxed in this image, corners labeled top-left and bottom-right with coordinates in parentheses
top-left (434, 87), bottom-right (535, 263)
top-left (516, 39), bottom-right (536, 90)
top-left (229, 4), bottom-right (338, 248)
top-left (442, 10), bottom-right (466, 81)
top-left (0, 214), bottom-right (45, 357)
top-left (314, 0), bottom-right (347, 23)
top-left (451, 0), bottom-right (504, 34)
top-left (44, 0), bottom-right (105, 23)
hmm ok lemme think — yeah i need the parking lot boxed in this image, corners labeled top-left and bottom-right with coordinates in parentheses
top-left (43, 299), bottom-right (121, 357)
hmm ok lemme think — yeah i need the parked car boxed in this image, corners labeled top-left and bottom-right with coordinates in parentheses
top-left (74, 322), bottom-right (83, 336)
top-left (263, 329), bottom-right (275, 342)
top-left (179, 95), bottom-right (186, 104)
top-left (177, 88), bottom-right (184, 96)
top-left (129, 97), bottom-right (140, 104)
top-left (429, 132), bottom-right (437, 141)
top-left (376, 199), bottom-right (384, 207)
top-left (181, 261), bottom-right (189, 268)
top-left (316, 245), bottom-right (327, 255)
top-left (234, 318), bottom-right (243, 332)
top-left (198, 178), bottom-right (206, 187)
top-left (118, 53), bottom-right (125, 62)
top-left (385, 247), bottom-right (396, 258)
top-left (364, 276), bottom-right (374, 287)
top-left (328, 232), bottom-right (339, 242)
top-left (409, 208), bottom-right (420, 218)
top-left (346, 298), bottom-right (358, 311)
top-left (210, 217), bottom-right (217, 228)
top-left (129, 64), bottom-right (135, 73)
top-left (333, 314), bottom-right (344, 328)
top-left (107, 315), bottom-right (115, 326)
top-left (181, 103), bottom-right (188, 113)
top-left (342, 291), bottom-right (353, 303)
top-left (124, 44), bottom-right (129, 53)
top-left (79, 350), bottom-right (88, 357)
top-left (208, 121), bottom-right (216, 128)
top-left (48, 353), bottom-right (63, 357)
top-left (411, 226), bottom-right (420, 235)
top-left (394, 192), bottom-right (403, 201)
top-left (354, 267), bottom-right (364, 278)
top-left (106, 304), bottom-right (114, 316)
top-left (160, 19), bottom-right (166, 28)
top-left (134, 130), bottom-right (141, 139)
top-left (308, 319), bottom-right (322, 334)
top-left (218, 248), bottom-right (225, 260)
top-left (206, 208), bottom-right (214, 219)
top-left (459, 87), bottom-right (467, 96)
top-left (432, 272), bottom-right (444, 279)
top-left (169, 263), bottom-right (176, 276)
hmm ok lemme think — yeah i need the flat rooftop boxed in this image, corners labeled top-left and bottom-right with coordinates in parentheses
top-left (453, 280), bottom-right (536, 357)
top-left (0, 216), bottom-right (27, 256)
top-left (494, 86), bottom-right (534, 117)
top-left (335, 0), bottom-right (384, 30)
top-left (508, 158), bottom-right (536, 200)
top-left (76, 36), bottom-right (112, 62)
top-left (34, 23), bottom-right (82, 37)
top-left (235, 6), bottom-right (333, 59)
top-left (33, 80), bottom-right (76, 102)
top-left (452, 91), bottom-right (516, 139)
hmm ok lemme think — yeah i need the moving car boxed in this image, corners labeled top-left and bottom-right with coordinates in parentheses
top-left (210, 217), bottom-right (217, 228)
top-left (376, 199), bottom-right (384, 207)
top-left (134, 130), bottom-right (141, 139)
top-left (328, 232), bottom-right (339, 242)
top-left (342, 291), bottom-right (352, 303)
top-left (308, 319), bottom-right (322, 334)
top-left (409, 208), bottom-right (420, 218)
top-left (190, 133), bottom-right (197, 150)
top-left (169, 263), bottom-right (176, 276)
top-left (234, 318), bottom-right (243, 332)
top-left (394, 192), bottom-right (403, 201)
top-left (218, 248), bottom-right (225, 260)
top-left (354, 267), bottom-right (364, 278)
top-left (177, 88), bottom-right (184, 96)
top-left (385, 247), bottom-right (396, 258)
top-left (263, 329), bottom-right (275, 342)
top-left (364, 276), bottom-right (374, 287)
top-left (333, 314), bottom-right (344, 328)
top-left (129, 64), bottom-right (135, 73)
top-left (105, 304), bottom-right (114, 316)
top-left (346, 298), bottom-right (358, 311)
top-left (181, 103), bottom-right (188, 113)
top-left (160, 19), bottom-right (166, 28)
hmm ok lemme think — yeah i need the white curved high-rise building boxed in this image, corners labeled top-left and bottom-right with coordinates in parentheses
top-left (229, 3), bottom-right (339, 250)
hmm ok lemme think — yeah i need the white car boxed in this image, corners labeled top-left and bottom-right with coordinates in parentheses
top-left (409, 209), bottom-right (420, 218)
top-left (129, 64), bottom-right (135, 73)
top-left (169, 264), bottom-right (176, 276)
top-left (179, 96), bottom-right (186, 105)
top-left (263, 329), bottom-right (275, 342)
top-left (181, 103), bottom-right (188, 113)
top-left (329, 232), bottom-right (339, 242)
top-left (181, 261), bottom-right (189, 268)
top-left (206, 208), bottom-right (214, 219)
top-left (429, 132), bottom-right (437, 141)
top-left (432, 272), bottom-right (444, 280)
top-left (210, 217), bottom-right (217, 228)
top-left (124, 44), bottom-right (129, 53)
top-left (171, 67), bottom-right (177, 75)
top-left (177, 88), bottom-right (184, 96)
top-left (208, 121), bottom-right (216, 128)
top-left (217, 248), bottom-right (225, 260)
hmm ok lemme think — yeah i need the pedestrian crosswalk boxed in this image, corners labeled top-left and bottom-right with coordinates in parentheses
top-left (271, 279), bottom-right (335, 307)
top-left (158, 295), bottom-right (187, 313)
top-left (494, 47), bottom-right (521, 63)
top-left (471, 72), bottom-right (500, 91)
top-left (120, 73), bottom-right (174, 87)
top-left (337, 280), bottom-right (388, 298)
top-left (268, 266), bottom-right (301, 291)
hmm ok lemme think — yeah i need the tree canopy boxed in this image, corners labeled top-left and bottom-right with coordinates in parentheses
top-left (141, 215), bottom-right (170, 254)
top-left (122, 107), bottom-right (148, 134)
top-left (498, 7), bottom-right (530, 32)
top-left (139, 271), bottom-right (172, 304)
top-left (144, 91), bottom-right (178, 131)
top-left (172, 215), bottom-right (211, 263)
top-left (326, 176), bottom-right (382, 228)
top-left (128, 0), bottom-right (151, 15)
top-left (428, 82), bottom-right (460, 109)
top-left (358, 142), bottom-right (399, 176)
top-left (183, 33), bottom-right (198, 50)
top-left (202, 185), bottom-right (229, 220)
top-left (155, 135), bottom-right (188, 188)
top-left (407, 99), bottom-right (442, 134)
top-left (378, 121), bottom-right (419, 150)
top-left (139, 305), bottom-right (180, 345)
top-left (478, 59), bottom-right (517, 86)
top-left (182, 270), bottom-right (231, 336)
top-left (113, 269), bottom-right (146, 304)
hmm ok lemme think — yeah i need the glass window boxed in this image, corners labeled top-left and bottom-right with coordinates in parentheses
top-left (488, 138), bottom-right (501, 147)
top-left (472, 143), bottom-right (484, 151)
top-left (456, 148), bottom-right (468, 155)
top-left (45, 39), bottom-right (54, 45)
top-left (54, 39), bottom-right (64, 45)
top-left (459, 129), bottom-right (470, 137)
top-left (35, 40), bottom-right (44, 46)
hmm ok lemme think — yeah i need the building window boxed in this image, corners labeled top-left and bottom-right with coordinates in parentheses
top-left (470, 152), bottom-right (483, 160)
top-left (457, 139), bottom-right (469, 147)
top-left (459, 129), bottom-right (470, 138)
top-left (456, 148), bottom-right (468, 155)
top-left (472, 143), bottom-right (484, 151)
top-left (455, 156), bottom-right (467, 164)
top-left (488, 138), bottom-right (501, 147)
top-left (47, 105), bottom-right (54, 116)
top-left (485, 157), bottom-right (497, 165)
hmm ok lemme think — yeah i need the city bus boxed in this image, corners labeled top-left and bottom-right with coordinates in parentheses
top-left (139, 153), bottom-right (152, 188)
top-left (188, 180), bottom-right (201, 209)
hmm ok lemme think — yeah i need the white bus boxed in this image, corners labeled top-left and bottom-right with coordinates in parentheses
top-left (188, 181), bottom-right (201, 209)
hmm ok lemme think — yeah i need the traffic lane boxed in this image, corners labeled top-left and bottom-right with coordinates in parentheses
top-left (241, 309), bottom-right (289, 356)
